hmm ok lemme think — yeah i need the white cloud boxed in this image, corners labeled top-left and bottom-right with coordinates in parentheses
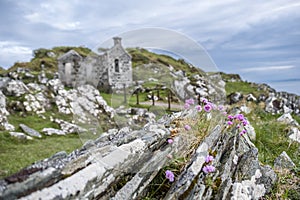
top-left (0, 41), bottom-right (32, 55)
top-left (11, 0), bottom-right (298, 52)
top-left (22, 1), bottom-right (82, 31)
top-left (242, 65), bottom-right (295, 72)
top-left (182, 1), bottom-right (300, 49)
top-left (0, 41), bottom-right (32, 68)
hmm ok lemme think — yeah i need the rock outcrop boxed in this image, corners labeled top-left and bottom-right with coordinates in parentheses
top-left (3, 80), bottom-right (29, 97)
top-left (223, 75), bottom-right (299, 116)
top-left (262, 90), bottom-right (299, 116)
top-left (228, 92), bottom-right (243, 104)
top-left (48, 80), bottom-right (114, 122)
top-left (0, 111), bottom-right (276, 199)
top-left (0, 91), bottom-right (14, 131)
top-left (172, 72), bottom-right (226, 104)
top-left (0, 69), bottom-right (116, 135)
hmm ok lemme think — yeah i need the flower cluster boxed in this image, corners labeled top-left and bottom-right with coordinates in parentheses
top-left (165, 98), bottom-right (252, 182)
top-left (184, 97), bottom-right (218, 113)
top-left (200, 97), bottom-right (214, 112)
top-left (165, 170), bottom-right (175, 182)
top-left (184, 98), bottom-right (195, 109)
top-left (196, 105), bottom-right (202, 112)
top-left (204, 104), bottom-right (212, 112)
top-left (205, 155), bottom-right (214, 163)
top-left (202, 154), bottom-right (216, 174)
top-left (185, 98), bottom-right (195, 105)
top-left (226, 113), bottom-right (249, 136)
top-left (167, 138), bottom-right (173, 144)
top-left (202, 165), bottom-right (216, 174)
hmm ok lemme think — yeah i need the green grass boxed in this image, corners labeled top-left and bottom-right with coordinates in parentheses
top-left (292, 114), bottom-right (300, 124)
top-left (101, 89), bottom-right (168, 107)
top-left (225, 81), bottom-right (264, 97)
top-left (0, 111), bottom-right (81, 179)
top-left (8, 114), bottom-right (58, 132)
top-left (246, 107), bottom-right (300, 167)
top-left (0, 131), bottom-right (81, 179)
top-left (8, 110), bottom-right (73, 132)
top-left (100, 92), bottom-right (138, 108)
top-left (0, 66), bottom-right (6, 75)
top-left (128, 48), bottom-right (205, 77)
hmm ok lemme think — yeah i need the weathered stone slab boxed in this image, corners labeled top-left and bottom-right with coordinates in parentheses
top-left (9, 132), bottom-right (33, 140)
top-left (19, 163), bottom-right (106, 200)
top-left (42, 128), bottom-right (65, 136)
top-left (289, 127), bottom-right (300, 143)
top-left (274, 151), bottom-right (296, 171)
top-left (19, 124), bottom-right (42, 138)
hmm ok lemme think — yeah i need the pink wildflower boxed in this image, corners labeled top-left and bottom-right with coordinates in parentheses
top-left (205, 155), bottom-right (214, 163)
top-left (227, 115), bottom-right (234, 120)
top-left (196, 105), bottom-right (202, 112)
top-left (239, 129), bottom-right (247, 136)
top-left (218, 105), bottom-right (224, 111)
top-left (165, 170), bottom-right (175, 182)
top-left (236, 114), bottom-right (244, 121)
top-left (201, 97), bottom-right (208, 104)
top-left (184, 103), bottom-right (190, 109)
top-left (185, 98), bottom-right (195, 105)
top-left (242, 119), bottom-right (248, 126)
top-left (167, 138), bottom-right (173, 144)
top-left (204, 104), bottom-right (212, 112)
top-left (184, 124), bottom-right (191, 131)
top-left (202, 165), bottom-right (216, 174)
top-left (227, 121), bottom-right (233, 125)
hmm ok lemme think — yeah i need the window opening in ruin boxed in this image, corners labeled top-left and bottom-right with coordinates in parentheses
top-left (115, 59), bottom-right (119, 72)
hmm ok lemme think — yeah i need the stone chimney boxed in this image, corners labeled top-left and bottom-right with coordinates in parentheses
top-left (113, 37), bottom-right (122, 46)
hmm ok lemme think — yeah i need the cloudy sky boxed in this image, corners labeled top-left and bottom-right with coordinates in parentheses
top-left (0, 0), bottom-right (299, 94)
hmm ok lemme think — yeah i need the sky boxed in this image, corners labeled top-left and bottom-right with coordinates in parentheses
top-left (0, 0), bottom-right (299, 94)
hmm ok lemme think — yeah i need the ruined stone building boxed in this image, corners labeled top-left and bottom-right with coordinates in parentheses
top-left (58, 37), bottom-right (132, 91)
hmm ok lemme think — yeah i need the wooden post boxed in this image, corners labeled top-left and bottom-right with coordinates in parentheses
top-left (123, 84), bottom-right (127, 104)
top-left (168, 89), bottom-right (171, 110)
top-left (151, 91), bottom-right (155, 106)
top-left (136, 88), bottom-right (140, 105)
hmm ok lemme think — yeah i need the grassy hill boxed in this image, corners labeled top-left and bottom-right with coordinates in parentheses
top-left (3, 46), bottom-right (203, 76)
top-left (128, 48), bottom-right (205, 75)
top-left (2, 46), bottom-right (92, 74)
